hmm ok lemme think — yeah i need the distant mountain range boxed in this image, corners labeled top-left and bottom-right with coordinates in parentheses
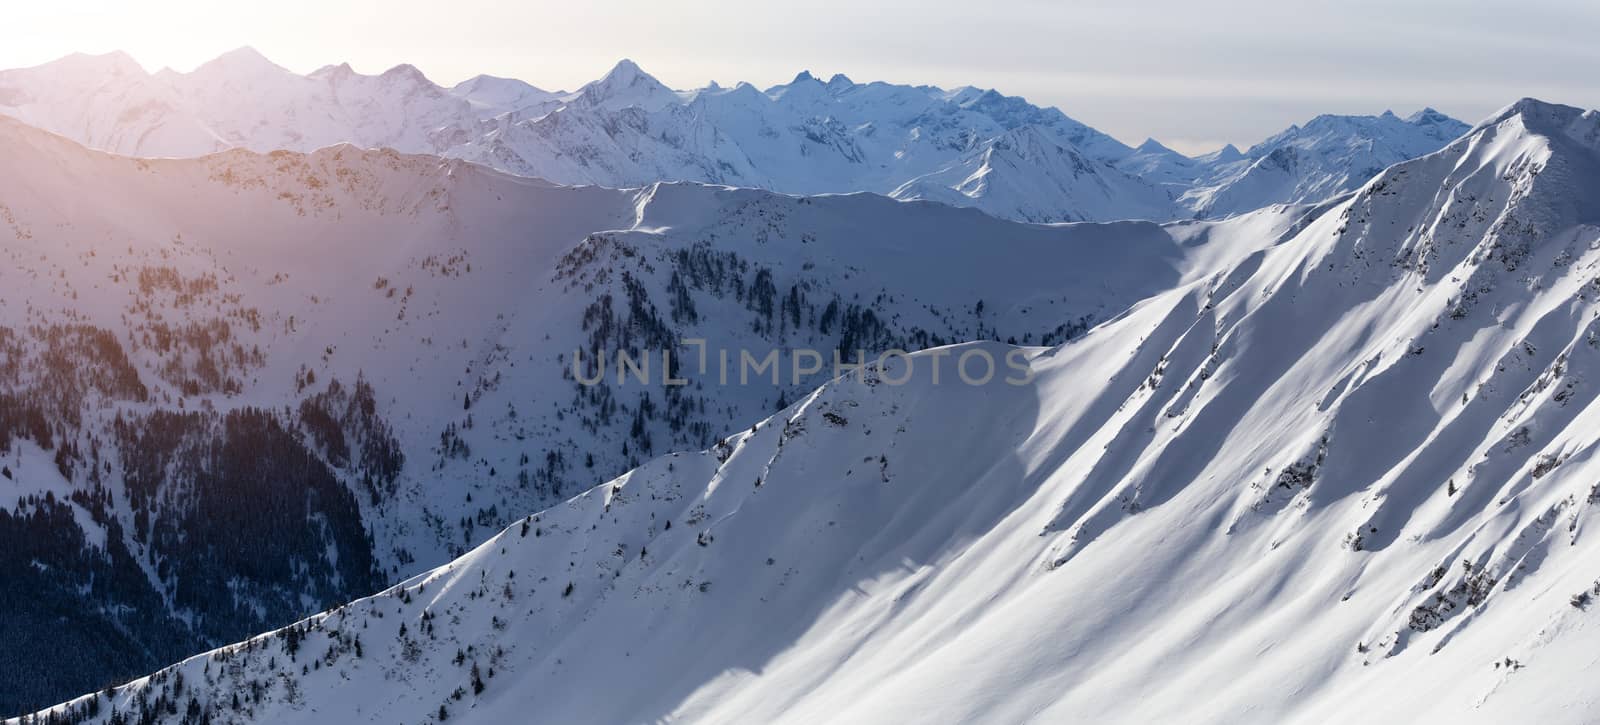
top-left (0, 48), bottom-right (1467, 223)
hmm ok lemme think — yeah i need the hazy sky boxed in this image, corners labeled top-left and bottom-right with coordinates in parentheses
top-left (8, 0), bottom-right (1598, 154)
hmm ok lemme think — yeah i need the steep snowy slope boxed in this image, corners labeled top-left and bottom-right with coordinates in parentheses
top-left (0, 112), bottom-right (1277, 714)
top-left (22, 98), bottom-right (1600, 724)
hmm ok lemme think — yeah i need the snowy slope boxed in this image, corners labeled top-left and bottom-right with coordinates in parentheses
top-left (0, 49), bottom-right (1462, 225)
top-left (21, 98), bottom-right (1600, 724)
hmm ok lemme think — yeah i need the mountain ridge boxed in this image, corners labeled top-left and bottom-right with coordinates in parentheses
top-left (0, 49), bottom-right (1468, 223)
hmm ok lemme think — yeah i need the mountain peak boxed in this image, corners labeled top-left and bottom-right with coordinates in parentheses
top-left (766, 71), bottom-right (834, 103)
top-left (216, 46), bottom-right (270, 64)
top-left (193, 46), bottom-right (284, 76)
top-left (827, 73), bottom-right (854, 90)
top-left (1135, 137), bottom-right (1181, 156)
top-left (1472, 98), bottom-right (1599, 154)
top-left (380, 63), bottom-right (429, 83)
top-left (1191, 143), bottom-right (1245, 167)
top-left (312, 62), bottom-right (354, 76)
top-left (601, 58), bottom-right (651, 85)
top-left (448, 74), bottom-right (556, 112)
top-left (1404, 106), bottom-right (1447, 124)
top-left (1485, 97), bottom-right (1584, 126)
top-left (579, 59), bottom-right (676, 111)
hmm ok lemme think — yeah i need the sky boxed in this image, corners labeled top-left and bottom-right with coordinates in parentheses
top-left (7, 0), bottom-right (1598, 155)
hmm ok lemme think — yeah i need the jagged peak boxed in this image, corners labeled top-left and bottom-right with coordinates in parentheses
top-left (1135, 137), bottom-right (1181, 156)
top-left (1405, 106), bottom-right (1454, 125)
top-left (826, 73), bottom-right (854, 91)
top-left (967, 87), bottom-right (1007, 105)
top-left (599, 59), bottom-right (657, 87)
top-left (578, 59), bottom-right (675, 109)
top-left (766, 70), bottom-right (834, 103)
top-left (1190, 142), bottom-right (1245, 167)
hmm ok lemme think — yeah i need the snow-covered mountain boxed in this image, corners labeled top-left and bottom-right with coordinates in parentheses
top-left (0, 108), bottom-right (1273, 714)
top-left (0, 49), bottom-right (1466, 224)
top-left (446, 65), bottom-right (1182, 223)
top-left (18, 98), bottom-right (1600, 724)
top-left (889, 126), bottom-right (1180, 223)
top-left (447, 74), bottom-right (560, 116)
top-left (1180, 107), bottom-right (1472, 218)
